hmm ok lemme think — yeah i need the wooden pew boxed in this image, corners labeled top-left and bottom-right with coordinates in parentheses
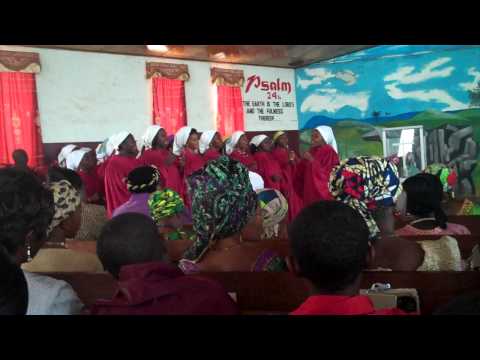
top-left (43, 271), bottom-right (480, 315)
top-left (448, 216), bottom-right (480, 234)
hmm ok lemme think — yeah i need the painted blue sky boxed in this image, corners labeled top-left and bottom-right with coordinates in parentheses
top-left (295, 45), bottom-right (480, 128)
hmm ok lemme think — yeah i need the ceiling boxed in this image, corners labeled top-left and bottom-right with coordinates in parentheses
top-left (29, 45), bottom-right (374, 68)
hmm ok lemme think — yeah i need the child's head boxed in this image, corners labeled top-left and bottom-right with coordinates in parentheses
top-left (288, 201), bottom-right (372, 293)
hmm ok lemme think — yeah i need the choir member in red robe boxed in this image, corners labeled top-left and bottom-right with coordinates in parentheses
top-left (225, 131), bottom-right (257, 172)
top-left (140, 125), bottom-right (185, 200)
top-left (104, 132), bottom-right (142, 218)
top-left (199, 130), bottom-right (223, 163)
top-left (96, 138), bottom-right (115, 200)
top-left (294, 126), bottom-right (340, 208)
top-left (66, 148), bottom-right (103, 204)
top-left (249, 134), bottom-right (283, 192)
top-left (271, 131), bottom-right (303, 222)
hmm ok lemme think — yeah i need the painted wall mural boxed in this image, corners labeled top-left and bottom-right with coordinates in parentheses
top-left (295, 45), bottom-right (480, 196)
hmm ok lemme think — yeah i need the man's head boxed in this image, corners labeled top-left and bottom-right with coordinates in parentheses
top-left (97, 213), bottom-right (168, 279)
top-left (12, 149), bottom-right (29, 168)
top-left (288, 201), bottom-right (372, 293)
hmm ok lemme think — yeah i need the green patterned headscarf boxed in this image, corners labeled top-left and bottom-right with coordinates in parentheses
top-left (148, 189), bottom-right (185, 223)
top-left (424, 163), bottom-right (457, 193)
top-left (181, 156), bottom-right (258, 262)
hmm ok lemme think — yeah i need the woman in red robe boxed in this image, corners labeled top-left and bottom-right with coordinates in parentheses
top-left (271, 131), bottom-right (303, 222)
top-left (225, 131), bottom-right (257, 171)
top-left (140, 125), bottom-right (184, 200)
top-left (295, 126), bottom-right (340, 208)
top-left (77, 149), bottom-right (104, 204)
top-left (104, 132), bottom-right (142, 218)
top-left (199, 130), bottom-right (223, 163)
top-left (249, 134), bottom-right (283, 192)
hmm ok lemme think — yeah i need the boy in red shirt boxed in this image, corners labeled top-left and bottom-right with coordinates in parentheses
top-left (288, 201), bottom-right (407, 316)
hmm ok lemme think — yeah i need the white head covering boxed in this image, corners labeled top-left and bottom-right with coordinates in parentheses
top-left (199, 130), bottom-right (217, 155)
top-left (141, 125), bottom-right (163, 151)
top-left (225, 131), bottom-right (245, 155)
top-left (315, 126), bottom-right (338, 153)
top-left (57, 144), bottom-right (78, 167)
top-left (173, 126), bottom-right (193, 156)
top-left (249, 171), bottom-right (264, 191)
top-left (66, 148), bottom-right (91, 171)
top-left (250, 134), bottom-right (268, 148)
top-left (108, 131), bottom-right (130, 155)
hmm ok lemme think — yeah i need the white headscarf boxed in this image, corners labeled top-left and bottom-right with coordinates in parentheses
top-left (58, 144), bottom-right (78, 167)
top-left (108, 131), bottom-right (130, 155)
top-left (199, 130), bottom-right (217, 155)
top-left (315, 126), bottom-right (338, 153)
top-left (250, 134), bottom-right (268, 148)
top-left (173, 126), bottom-right (193, 156)
top-left (66, 148), bottom-right (91, 171)
top-left (249, 171), bottom-right (264, 191)
top-left (225, 131), bottom-right (245, 155)
top-left (141, 125), bottom-right (163, 151)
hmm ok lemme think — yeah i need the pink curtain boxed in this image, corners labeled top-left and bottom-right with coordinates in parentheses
top-left (0, 72), bottom-right (44, 167)
top-left (217, 85), bottom-right (245, 138)
top-left (152, 77), bottom-right (187, 135)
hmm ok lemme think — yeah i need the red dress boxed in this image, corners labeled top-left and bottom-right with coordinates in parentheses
top-left (229, 150), bottom-right (257, 171)
top-left (203, 148), bottom-right (221, 163)
top-left (104, 155), bottom-right (142, 218)
top-left (97, 158), bottom-right (111, 199)
top-left (79, 166), bottom-right (103, 201)
top-left (295, 145), bottom-right (339, 208)
top-left (181, 149), bottom-right (206, 209)
top-left (253, 151), bottom-right (283, 192)
top-left (272, 147), bottom-right (303, 222)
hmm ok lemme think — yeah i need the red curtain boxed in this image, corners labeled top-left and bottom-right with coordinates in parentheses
top-left (217, 85), bottom-right (245, 138)
top-left (0, 72), bottom-right (44, 167)
top-left (152, 77), bottom-right (187, 136)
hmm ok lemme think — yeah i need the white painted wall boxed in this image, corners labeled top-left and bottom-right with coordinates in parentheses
top-left (0, 46), bottom-right (298, 144)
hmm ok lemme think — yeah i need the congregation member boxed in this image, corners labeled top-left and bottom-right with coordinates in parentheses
top-left (288, 201), bottom-right (408, 315)
top-left (140, 125), bottom-right (184, 199)
top-left (57, 144), bottom-right (78, 168)
top-left (0, 167), bottom-right (83, 315)
top-left (104, 131), bottom-right (142, 218)
top-left (255, 188), bottom-right (289, 241)
top-left (0, 248), bottom-right (28, 315)
top-left (91, 213), bottom-right (239, 315)
top-left (112, 166), bottom-right (162, 218)
top-left (396, 173), bottom-right (471, 236)
top-left (329, 156), bottom-right (463, 271)
top-left (250, 134), bottom-right (283, 192)
top-left (199, 130), bottom-right (223, 162)
top-left (11, 149), bottom-right (30, 172)
top-left (294, 126), bottom-right (340, 207)
top-left (179, 156), bottom-right (286, 274)
top-left (272, 131), bottom-right (303, 222)
top-left (225, 131), bottom-right (257, 171)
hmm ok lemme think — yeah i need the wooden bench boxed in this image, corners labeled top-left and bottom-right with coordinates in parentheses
top-left (448, 216), bottom-right (480, 234)
top-left (43, 271), bottom-right (480, 315)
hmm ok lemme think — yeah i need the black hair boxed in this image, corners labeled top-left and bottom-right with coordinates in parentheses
top-left (403, 173), bottom-right (448, 229)
top-left (12, 149), bottom-right (28, 165)
top-left (126, 166), bottom-right (162, 194)
top-left (288, 200), bottom-right (371, 292)
top-left (0, 168), bottom-right (54, 257)
top-left (0, 247), bottom-right (28, 315)
top-left (47, 166), bottom-right (83, 191)
top-left (249, 143), bottom-right (259, 154)
top-left (97, 213), bottom-right (167, 279)
top-left (434, 291), bottom-right (480, 315)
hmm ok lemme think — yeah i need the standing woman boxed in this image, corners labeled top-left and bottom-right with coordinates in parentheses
top-left (225, 131), bottom-right (257, 172)
top-left (199, 130), bottom-right (223, 163)
top-left (295, 126), bottom-right (340, 207)
top-left (67, 148), bottom-right (103, 205)
top-left (57, 144), bottom-right (79, 168)
top-left (96, 138), bottom-right (115, 200)
top-left (271, 131), bottom-right (303, 222)
top-left (250, 134), bottom-right (283, 192)
top-left (140, 125), bottom-right (184, 200)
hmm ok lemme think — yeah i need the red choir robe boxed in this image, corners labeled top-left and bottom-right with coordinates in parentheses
top-left (203, 148), bottom-right (221, 163)
top-left (229, 150), bottom-right (257, 171)
top-left (97, 158), bottom-right (111, 199)
top-left (295, 144), bottom-right (339, 208)
top-left (79, 166), bottom-right (103, 202)
top-left (104, 155), bottom-right (142, 218)
top-left (272, 147), bottom-right (303, 222)
top-left (181, 148), bottom-right (206, 209)
top-left (140, 149), bottom-right (184, 200)
top-left (253, 151), bottom-right (283, 192)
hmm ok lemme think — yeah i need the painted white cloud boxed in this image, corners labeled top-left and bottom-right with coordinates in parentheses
top-left (298, 68), bottom-right (357, 89)
top-left (301, 90), bottom-right (370, 114)
top-left (460, 67), bottom-right (480, 91)
top-left (385, 83), bottom-right (467, 111)
top-left (380, 54), bottom-right (408, 59)
top-left (384, 57), bottom-right (454, 85)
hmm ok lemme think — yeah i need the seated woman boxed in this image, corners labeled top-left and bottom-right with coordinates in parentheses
top-left (329, 156), bottom-right (463, 271)
top-left (178, 156), bottom-right (287, 274)
top-left (395, 173), bottom-right (471, 236)
top-left (112, 166), bottom-right (162, 218)
top-left (22, 180), bottom-right (104, 273)
top-left (255, 188), bottom-right (289, 241)
top-left (0, 168), bottom-right (84, 314)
